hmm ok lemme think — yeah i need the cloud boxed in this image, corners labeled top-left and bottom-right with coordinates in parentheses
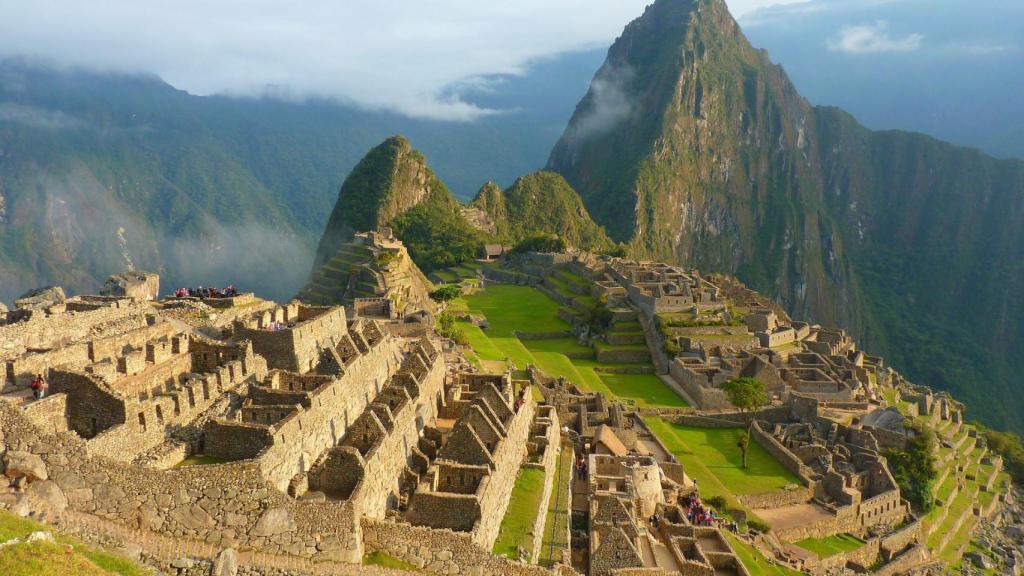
top-left (944, 40), bottom-right (1018, 56)
top-left (0, 102), bottom-right (84, 129)
top-left (0, 1), bottom-right (663, 121)
top-left (572, 64), bottom-right (635, 140)
top-left (828, 20), bottom-right (923, 54)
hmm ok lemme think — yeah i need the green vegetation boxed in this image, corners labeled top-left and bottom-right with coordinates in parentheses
top-left (429, 284), bottom-right (463, 302)
top-left (720, 377), bottom-right (769, 468)
top-left (453, 283), bottom-right (686, 409)
top-left (0, 510), bottom-right (146, 576)
top-left (493, 467), bottom-right (547, 560)
top-left (391, 190), bottom-right (485, 273)
top-left (644, 418), bottom-right (799, 498)
top-left (436, 313), bottom-right (468, 345)
top-left (363, 550), bottom-right (418, 571)
top-left (883, 423), bottom-right (938, 512)
top-left (471, 171), bottom-right (614, 251)
top-left (513, 233), bottom-right (567, 254)
top-left (794, 534), bottom-right (865, 558)
top-left (975, 424), bottom-right (1024, 485)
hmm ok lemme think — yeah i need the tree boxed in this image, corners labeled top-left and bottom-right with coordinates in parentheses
top-left (721, 377), bottom-right (768, 468)
top-left (429, 285), bottom-right (463, 303)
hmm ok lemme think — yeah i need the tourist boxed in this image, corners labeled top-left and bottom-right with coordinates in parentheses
top-left (29, 373), bottom-right (47, 400)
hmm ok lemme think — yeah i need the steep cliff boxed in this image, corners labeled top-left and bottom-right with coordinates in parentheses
top-left (469, 171), bottom-right (614, 250)
top-left (548, 0), bottom-right (1024, 430)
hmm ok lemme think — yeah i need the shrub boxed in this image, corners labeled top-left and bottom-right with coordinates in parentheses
top-left (436, 312), bottom-right (467, 344)
top-left (430, 285), bottom-right (463, 303)
top-left (747, 518), bottom-right (771, 533)
top-left (705, 495), bottom-right (727, 510)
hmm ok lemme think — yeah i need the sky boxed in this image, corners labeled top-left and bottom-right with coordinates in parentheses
top-left (0, 0), bottom-right (801, 120)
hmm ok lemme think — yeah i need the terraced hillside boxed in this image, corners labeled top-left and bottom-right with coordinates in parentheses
top-left (299, 234), bottom-right (434, 314)
top-left (444, 268), bottom-right (686, 410)
top-left (913, 410), bottom-right (1009, 565)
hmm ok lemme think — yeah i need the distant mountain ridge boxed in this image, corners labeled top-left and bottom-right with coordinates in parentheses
top-left (0, 51), bottom-right (605, 303)
top-left (548, 0), bottom-right (1024, 431)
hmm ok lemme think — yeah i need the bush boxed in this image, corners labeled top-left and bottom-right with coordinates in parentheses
top-left (705, 495), bottom-right (727, 510)
top-left (429, 285), bottom-right (463, 303)
top-left (746, 518), bottom-right (771, 533)
top-left (588, 304), bottom-right (614, 333)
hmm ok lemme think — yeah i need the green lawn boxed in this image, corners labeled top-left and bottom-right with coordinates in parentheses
top-left (493, 467), bottom-right (547, 560)
top-left (363, 550), bottom-right (418, 571)
top-left (795, 534), bottom-right (865, 558)
top-left (453, 284), bottom-right (687, 409)
top-left (643, 418), bottom-right (800, 497)
top-left (458, 285), bottom-right (568, 337)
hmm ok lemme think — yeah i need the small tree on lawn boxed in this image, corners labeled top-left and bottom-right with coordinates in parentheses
top-left (721, 377), bottom-right (768, 469)
top-left (429, 285), bottom-right (463, 303)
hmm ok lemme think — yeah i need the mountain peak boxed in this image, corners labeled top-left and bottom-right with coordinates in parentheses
top-left (310, 135), bottom-right (448, 272)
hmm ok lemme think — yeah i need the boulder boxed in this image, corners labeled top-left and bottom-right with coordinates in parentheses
top-left (968, 551), bottom-right (996, 570)
top-left (4, 450), bottom-right (48, 481)
top-left (25, 531), bottom-right (54, 543)
top-left (101, 272), bottom-right (160, 301)
top-left (14, 286), bottom-right (65, 311)
top-left (252, 507), bottom-right (295, 536)
top-left (26, 480), bottom-right (67, 515)
top-left (212, 548), bottom-right (238, 576)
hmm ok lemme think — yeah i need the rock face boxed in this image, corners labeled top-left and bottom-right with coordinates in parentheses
top-left (548, 0), bottom-right (1024, 431)
top-left (101, 271), bottom-right (160, 301)
top-left (212, 548), bottom-right (238, 576)
top-left (14, 286), bottom-right (66, 311)
top-left (3, 450), bottom-right (49, 481)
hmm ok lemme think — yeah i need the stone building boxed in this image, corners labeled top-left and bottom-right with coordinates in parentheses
top-left (404, 372), bottom-right (535, 548)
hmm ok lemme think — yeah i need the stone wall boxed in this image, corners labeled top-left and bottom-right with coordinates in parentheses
top-left (749, 421), bottom-right (816, 484)
top-left (255, 334), bottom-right (406, 491)
top-left (473, 398), bottom-right (536, 547)
top-left (0, 402), bottom-right (364, 563)
top-left (0, 303), bottom-right (150, 364)
top-left (524, 408), bottom-right (560, 563)
top-left (362, 517), bottom-right (581, 576)
top-left (341, 350), bottom-right (446, 517)
top-left (21, 392), bottom-right (70, 435)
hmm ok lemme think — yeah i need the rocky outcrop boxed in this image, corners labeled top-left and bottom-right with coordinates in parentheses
top-left (3, 450), bottom-right (49, 481)
top-left (312, 136), bottom-right (456, 272)
top-left (14, 286), bottom-right (66, 311)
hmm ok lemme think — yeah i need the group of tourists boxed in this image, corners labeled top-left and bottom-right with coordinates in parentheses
top-left (172, 285), bottom-right (239, 299)
top-left (680, 491), bottom-right (720, 527)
